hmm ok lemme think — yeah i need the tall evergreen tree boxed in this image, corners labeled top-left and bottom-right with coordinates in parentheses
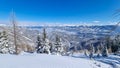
top-left (97, 45), bottom-right (101, 57)
top-left (101, 36), bottom-right (110, 57)
top-left (105, 36), bottom-right (112, 53)
top-left (43, 28), bottom-right (47, 41)
top-left (0, 31), bottom-right (9, 54)
top-left (54, 35), bottom-right (64, 55)
top-left (89, 43), bottom-right (95, 59)
top-left (102, 46), bottom-right (108, 57)
top-left (111, 35), bottom-right (120, 54)
top-left (36, 34), bottom-right (43, 53)
top-left (36, 28), bottom-right (51, 54)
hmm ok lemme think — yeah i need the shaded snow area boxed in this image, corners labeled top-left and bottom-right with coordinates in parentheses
top-left (94, 55), bottom-right (120, 68)
top-left (0, 53), bottom-right (118, 68)
top-left (72, 53), bottom-right (120, 68)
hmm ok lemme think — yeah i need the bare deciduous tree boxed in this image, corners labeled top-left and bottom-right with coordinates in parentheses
top-left (10, 10), bottom-right (18, 54)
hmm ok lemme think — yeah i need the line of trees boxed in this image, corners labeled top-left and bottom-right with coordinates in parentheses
top-left (36, 28), bottom-right (66, 56)
top-left (84, 35), bottom-right (120, 59)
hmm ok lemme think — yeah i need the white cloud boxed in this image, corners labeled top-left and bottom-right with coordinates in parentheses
top-left (18, 21), bottom-right (84, 26)
top-left (106, 21), bottom-right (119, 25)
top-left (5, 20), bottom-right (119, 26)
top-left (17, 21), bottom-right (105, 26)
top-left (93, 20), bottom-right (100, 23)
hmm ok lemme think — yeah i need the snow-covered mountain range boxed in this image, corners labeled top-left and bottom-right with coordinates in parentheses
top-left (1, 25), bottom-right (120, 50)
top-left (0, 25), bottom-right (120, 68)
top-left (27, 25), bottom-right (120, 38)
top-left (26, 25), bottom-right (120, 45)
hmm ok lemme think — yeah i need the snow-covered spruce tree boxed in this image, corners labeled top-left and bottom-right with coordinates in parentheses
top-left (89, 43), bottom-right (95, 59)
top-left (0, 31), bottom-right (9, 54)
top-left (54, 35), bottom-right (64, 55)
top-left (96, 42), bottom-right (103, 57)
top-left (36, 34), bottom-right (43, 53)
top-left (42, 28), bottom-right (47, 41)
top-left (105, 36), bottom-right (112, 53)
top-left (102, 46), bottom-right (108, 57)
top-left (42, 28), bottom-right (51, 54)
top-left (112, 35), bottom-right (120, 54)
top-left (101, 37), bottom-right (110, 57)
top-left (36, 28), bottom-right (51, 54)
top-left (97, 45), bottom-right (101, 57)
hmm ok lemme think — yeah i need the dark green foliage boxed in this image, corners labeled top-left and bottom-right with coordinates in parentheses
top-left (43, 28), bottom-right (47, 41)
top-left (89, 44), bottom-right (94, 59)
top-left (111, 45), bottom-right (119, 53)
top-left (0, 31), bottom-right (9, 54)
top-left (102, 46), bottom-right (108, 57)
top-left (110, 35), bottom-right (120, 53)
top-left (105, 36), bottom-right (112, 50)
top-left (36, 35), bottom-right (43, 53)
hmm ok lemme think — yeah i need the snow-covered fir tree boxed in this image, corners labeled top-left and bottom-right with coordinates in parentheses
top-left (89, 43), bottom-right (95, 59)
top-left (101, 37), bottom-right (109, 57)
top-left (36, 34), bottom-right (43, 53)
top-left (0, 31), bottom-right (9, 54)
top-left (97, 46), bottom-right (101, 57)
top-left (105, 36), bottom-right (112, 53)
top-left (96, 42), bottom-right (103, 57)
top-left (53, 35), bottom-right (65, 55)
top-left (36, 28), bottom-right (51, 54)
top-left (102, 46), bottom-right (108, 57)
top-left (112, 35), bottom-right (120, 54)
top-left (42, 28), bottom-right (51, 54)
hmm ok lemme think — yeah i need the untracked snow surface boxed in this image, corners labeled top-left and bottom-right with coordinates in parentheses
top-left (0, 53), bottom-right (112, 68)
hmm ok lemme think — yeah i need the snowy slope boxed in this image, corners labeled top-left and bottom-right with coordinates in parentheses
top-left (72, 53), bottom-right (120, 68)
top-left (0, 53), bottom-right (112, 68)
top-left (94, 55), bottom-right (120, 68)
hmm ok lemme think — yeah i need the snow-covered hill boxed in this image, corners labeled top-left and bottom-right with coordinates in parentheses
top-left (0, 53), bottom-right (112, 68)
top-left (26, 25), bottom-right (120, 48)
top-left (0, 25), bottom-right (120, 68)
top-left (0, 25), bottom-right (120, 52)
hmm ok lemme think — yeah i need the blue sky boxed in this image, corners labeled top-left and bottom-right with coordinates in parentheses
top-left (0, 0), bottom-right (120, 25)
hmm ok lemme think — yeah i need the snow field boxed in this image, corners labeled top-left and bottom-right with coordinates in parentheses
top-left (0, 53), bottom-right (107, 68)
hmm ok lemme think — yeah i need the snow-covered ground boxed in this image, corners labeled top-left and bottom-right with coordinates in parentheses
top-left (94, 55), bottom-right (120, 68)
top-left (0, 53), bottom-right (115, 68)
top-left (72, 53), bottom-right (120, 68)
